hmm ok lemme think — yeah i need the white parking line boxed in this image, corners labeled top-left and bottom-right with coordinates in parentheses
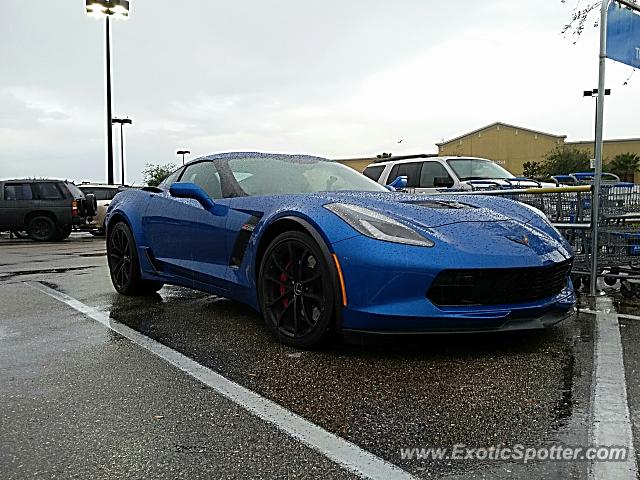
top-left (589, 297), bottom-right (638, 480)
top-left (25, 281), bottom-right (417, 480)
top-left (580, 307), bottom-right (640, 322)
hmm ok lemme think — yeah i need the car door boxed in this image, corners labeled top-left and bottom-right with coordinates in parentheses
top-left (414, 161), bottom-right (456, 194)
top-left (387, 162), bottom-right (422, 192)
top-left (0, 182), bottom-right (35, 229)
top-left (143, 161), bottom-right (231, 289)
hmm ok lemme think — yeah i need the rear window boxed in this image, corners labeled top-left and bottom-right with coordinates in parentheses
top-left (4, 183), bottom-right (33, 201)
top-left (363, 165), bottom-right (385, 181)
top-left (63, 182), bottom-right (84, 198)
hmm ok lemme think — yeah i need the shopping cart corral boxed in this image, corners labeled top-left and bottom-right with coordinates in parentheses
top-left (438, 184), bottom-right (640, 298)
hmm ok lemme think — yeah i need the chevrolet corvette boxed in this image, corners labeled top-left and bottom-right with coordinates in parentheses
top-left (105, 152), bottom-right (576, 347)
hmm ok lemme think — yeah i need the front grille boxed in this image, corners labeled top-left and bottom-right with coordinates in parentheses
top-left (427, 259), bottom-right (573, 307)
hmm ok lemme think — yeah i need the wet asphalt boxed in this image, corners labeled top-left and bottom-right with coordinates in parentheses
top-left (1, 233), bottom-right (638, 479)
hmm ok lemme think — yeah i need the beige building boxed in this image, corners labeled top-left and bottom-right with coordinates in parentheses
top-left (436, 121), bottom-right (640, 182)
top-left (437, 122), bottom-right (565, 175)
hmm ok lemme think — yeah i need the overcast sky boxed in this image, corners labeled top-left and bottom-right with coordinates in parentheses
top-left (1, 0), bottom-right (638, 184)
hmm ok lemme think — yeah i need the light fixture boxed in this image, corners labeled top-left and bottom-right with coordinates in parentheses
top-left (85, 0), bottom-right (130, 20)
top-left (85, 0), bottom-right (131, 184)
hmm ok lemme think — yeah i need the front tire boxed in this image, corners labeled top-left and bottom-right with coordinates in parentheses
top-left (258, 231), bottom-right (335, 348)
top-left (107, 222), bottom-right (164, 295)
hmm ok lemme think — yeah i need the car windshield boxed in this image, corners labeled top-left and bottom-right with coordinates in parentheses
top-left (447, 158), bottom-right (513, 181)
top-left (214, 156), bottom-right (388, 197)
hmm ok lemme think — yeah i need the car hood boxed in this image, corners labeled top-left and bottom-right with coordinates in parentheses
top-left (305, 191), bottom-right (571, 259)
top-left (307, 191), bottom-right (538, 229)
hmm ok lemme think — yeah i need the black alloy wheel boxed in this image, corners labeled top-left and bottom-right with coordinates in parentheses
top-left (107, 222), bottom-right (163, 295)
top-left (28, 216), bottom-right (57, 242)
top-left (259, 231), bottom-right (335, 348)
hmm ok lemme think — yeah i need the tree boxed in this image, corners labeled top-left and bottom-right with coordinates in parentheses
top-left (606, 152), bottom-right (640, 182)
top-left (522, 161), bottom-right (545, 179)
top-left (376, 152), bottom-right (393, 159)
top-left (142, 163), bottom-right (178, 187)
top-left (561, 0), bottom-right (639, 41)
top-left (541, 147), bottom-right (591, 177)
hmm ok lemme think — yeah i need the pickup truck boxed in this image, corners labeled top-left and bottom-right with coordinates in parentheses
top-left (363, 155), bottom-right (556, 193)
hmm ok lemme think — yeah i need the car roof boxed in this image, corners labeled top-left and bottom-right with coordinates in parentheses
top-left (0, 178), bottom-right (68, 183)
top-left (185, 151), bottom-right (333, 167)
top-left (366, 156), bottom-right (492, 167)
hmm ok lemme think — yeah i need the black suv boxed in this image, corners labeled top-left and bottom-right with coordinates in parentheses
top-left (0, 179), bottom-right (96, 241)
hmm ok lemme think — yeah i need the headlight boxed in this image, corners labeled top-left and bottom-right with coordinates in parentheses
top-left (325, 203), bottom-right (434, 247)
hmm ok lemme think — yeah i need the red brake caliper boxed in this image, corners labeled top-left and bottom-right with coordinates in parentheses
top-left (279, 260), bottom-right (293, 308)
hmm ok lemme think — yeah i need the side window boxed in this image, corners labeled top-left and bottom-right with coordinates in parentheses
top-left (419, 162), bottom-right (454, 188)
top-left (91, 188), bottom-right (118, 201)
top-left (34, 182), bottom-right (64, 200)
top-left (159, 168), bottom-right (183, 190)
top-left (181, 162), bottom-right (222, 199)
top-left (388, 162), bottom-right (421, 188)
top-left (4, 183), bottom-right (34, 201)
top-left (363, 165), bottom-right (385, 182)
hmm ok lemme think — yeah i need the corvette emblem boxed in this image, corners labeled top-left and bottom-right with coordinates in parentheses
top-left (507, 234), bottom-right (530, 246)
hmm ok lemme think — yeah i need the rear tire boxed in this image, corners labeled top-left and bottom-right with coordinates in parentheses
top-left (258, 231), bottom-right (335, 348)
top-left (28, 216), bottom-right (57, 242)
top-left (107, 221), bottom-right (164, 295)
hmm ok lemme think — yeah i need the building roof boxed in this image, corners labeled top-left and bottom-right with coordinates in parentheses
top-left (436, 121), bottom-right (567, 146)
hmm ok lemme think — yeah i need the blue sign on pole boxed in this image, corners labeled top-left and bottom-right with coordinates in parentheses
top-left (607, 2), bottom-right (640, 69)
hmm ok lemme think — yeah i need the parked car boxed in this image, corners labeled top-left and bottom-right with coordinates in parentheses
top-left (0, 179), bottom-right (96, 241)
top-left (364, 155), bottom-right (557, 193)
top-left (105, 152), bottom-right (575, 348)
top-left (78, 183), bottom-right (128, 235)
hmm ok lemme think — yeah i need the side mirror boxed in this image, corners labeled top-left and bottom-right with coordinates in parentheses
top-left (169, 182), bottom-right (215, 210)
top-left (386, 175), bottom-right (408, 190)
top-left (433, 176), bottom-right (454, 188)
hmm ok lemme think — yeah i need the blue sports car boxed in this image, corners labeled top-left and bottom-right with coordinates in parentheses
top-left (105, 152), bottom-right (576, 347)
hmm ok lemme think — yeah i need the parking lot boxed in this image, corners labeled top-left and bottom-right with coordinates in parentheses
top-left (1, 233), bottom-right (639, 479)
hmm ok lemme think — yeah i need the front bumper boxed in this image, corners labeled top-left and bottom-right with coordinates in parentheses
top-left (331, 233), bottom-right (576, 333)
top-left (341, 294), bottom-right (576, 333)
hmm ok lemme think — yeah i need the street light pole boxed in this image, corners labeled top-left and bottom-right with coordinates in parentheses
top-left (177, 150), bottom-right (191, 165)
top-left (583, 88), bottom-right (611, 164)
top-left (105, 16), bottom-right (114, 185)
top-left (85, 0), bottom-right (130, 185)
top-left (589, 0), bottom-right (609, 296)
top-left (112, 118), bottom-right (132, 185)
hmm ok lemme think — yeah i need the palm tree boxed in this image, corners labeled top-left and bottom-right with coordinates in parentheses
top-left (607, 153), bottom-right (640, 183)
